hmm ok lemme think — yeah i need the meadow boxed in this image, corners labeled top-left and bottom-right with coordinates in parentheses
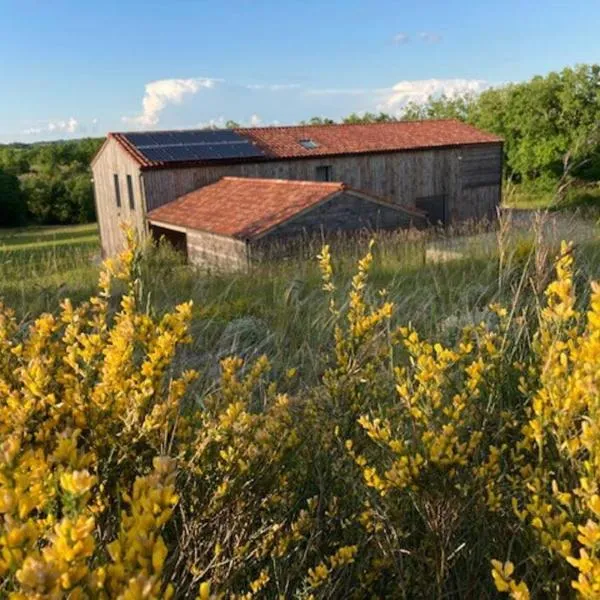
top-left (1, 212), bottom-right (600, 598)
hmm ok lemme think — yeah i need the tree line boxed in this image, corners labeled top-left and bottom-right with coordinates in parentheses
top-left (0, 138), bottom-right (103, 227)
top-left (1, 63), bottom-right (598, 228)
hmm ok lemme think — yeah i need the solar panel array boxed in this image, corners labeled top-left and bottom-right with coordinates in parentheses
top-left (122, 130), bottom-right (266, 163)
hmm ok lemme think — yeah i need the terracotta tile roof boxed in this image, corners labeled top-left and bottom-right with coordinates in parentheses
top-left (236, 120), bottom-right (502, 160)
top-left (147, 177), bottom-right (421, 240)
top-left (106, 120), bottom-right (502, 169)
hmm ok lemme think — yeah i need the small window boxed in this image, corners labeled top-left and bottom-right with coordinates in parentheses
top-left (299, 138), bottom-right (319, 150)
top-left (113, 174), bottom-right (121, 208)
top-left (126, 175), bottom-right (135, 210)
top-left (315, 165), bottom-right (332, 182)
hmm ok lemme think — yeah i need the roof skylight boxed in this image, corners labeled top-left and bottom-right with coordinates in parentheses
top-left (299, 138), bottom-right (319, 150)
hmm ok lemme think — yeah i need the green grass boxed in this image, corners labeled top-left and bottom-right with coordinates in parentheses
top-left (0, 222), bottom-right (99, 248)
top-left (1, 216), bottom-right (598, 386)
top-left (502, 182), bottom-right (600, 212)
top-left (0, 223), bottom-right (101, 317)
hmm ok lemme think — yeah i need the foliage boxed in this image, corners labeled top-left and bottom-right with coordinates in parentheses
top-left (0, 169), bottom-right (26, 227)
top-left (1, 229), bottom-right (600, 597)
top-left (342, 112), bottom-right (397, 124)
top-left (0, 138), bottom-right (102, 226)
top-left (403, 64), bottom-right (600, 187)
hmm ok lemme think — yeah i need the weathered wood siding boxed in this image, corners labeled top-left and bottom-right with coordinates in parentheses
top-left (91, 138), bottom-right (145, 257)
top-left (141, 143), bottom-right (502, 228)
top-left (456, 186), bottom-right (500, 222)
top-left (455, 144), bottom-right (503, 221)
top-left (141, 149), bottom-right (455, 211)
top-left (459, 145), bottom-right (503, 189)
top-left (256, 192), bottom-right (422, 243)
top-left (186, 230), bottom-right (248, 272)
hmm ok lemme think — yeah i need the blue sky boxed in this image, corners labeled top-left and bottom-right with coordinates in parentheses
top-left (1, 0), bottom-right (598, 143)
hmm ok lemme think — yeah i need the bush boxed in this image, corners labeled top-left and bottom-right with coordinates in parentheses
top-left (0, 233), bottom-right (598, 598)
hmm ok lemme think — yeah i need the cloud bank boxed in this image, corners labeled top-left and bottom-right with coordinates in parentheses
top-left (23, 117), bottom-right (79, 135)
top-left (124, 77), bottom-right (218, 127)
top-left (378, 78), bottom-right (490, 114)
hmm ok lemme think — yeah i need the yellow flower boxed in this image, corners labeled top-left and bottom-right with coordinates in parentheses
top-left (60, 470), bottom-right (96, 496)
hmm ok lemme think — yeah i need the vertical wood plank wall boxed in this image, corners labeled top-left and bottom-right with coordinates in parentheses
top-left (91, 138), bottom-right (145, 256)
top-left (185, 230), bottom-right (248, 271)
top-left (141, 148), bottom-right (465, 215)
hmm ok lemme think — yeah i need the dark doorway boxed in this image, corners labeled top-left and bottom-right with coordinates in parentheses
top-left (416, 195), bottom-right (447, 226)
top-left (149, 224), bottom-right (188, 258)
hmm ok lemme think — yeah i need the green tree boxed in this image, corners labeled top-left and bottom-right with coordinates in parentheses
top-left (300, 117), bottom-right (336, 125)
top-left (0, 168), bottom-right (26, 227)
top-left (342, 112), bottom-right (396, 124)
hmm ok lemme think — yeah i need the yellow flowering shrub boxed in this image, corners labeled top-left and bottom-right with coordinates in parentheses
top-left (490, 242), bottom-right (600, 598)
top-left (1, 230), bottom-right (600, 598)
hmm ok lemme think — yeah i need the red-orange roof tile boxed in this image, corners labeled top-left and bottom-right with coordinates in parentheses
top-left (147, 177), bottom-right (416, 240)
top-left (107, 120), bottom-right (502, 169)
top-left (236, 119), bottom-right (502, 159)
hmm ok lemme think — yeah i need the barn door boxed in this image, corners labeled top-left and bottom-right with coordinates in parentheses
top-left (416, 195), bottom-right (447, 226)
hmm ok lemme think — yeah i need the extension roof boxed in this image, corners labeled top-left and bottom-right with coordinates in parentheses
top-left (146, 176), bottom-right (425, 240)
top-left (105, 120), bottom-right (502, 170)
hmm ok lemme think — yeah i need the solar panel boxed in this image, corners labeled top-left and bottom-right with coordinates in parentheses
top-left (122, 130), bottom-right (266, 163)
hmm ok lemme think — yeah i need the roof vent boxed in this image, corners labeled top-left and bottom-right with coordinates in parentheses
top-left (298, 139), bottom-right (319, 150)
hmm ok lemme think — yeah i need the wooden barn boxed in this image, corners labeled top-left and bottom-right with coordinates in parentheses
top-left (146, 177), bottom-right (425, 270)
top-left (91, 120), bottom-right (503, 267)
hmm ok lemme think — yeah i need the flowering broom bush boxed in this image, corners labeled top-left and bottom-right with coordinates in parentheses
top-left (0, 231), bottom-right (598, 598)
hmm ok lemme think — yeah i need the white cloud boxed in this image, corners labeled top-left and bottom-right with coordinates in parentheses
top-left (249, 114), bottom-right (262, 126)
top-left (393, 32), bottom-right (410, 44)
top-left (196, 116), bottom-right (228, 130)
top-left (196, 114), bottom-right (265, 129)
top-left (123, 77), bottom-right (219, 127)
top-left (418, 32), bottom-right (442, 43)
top-left (377, 78), bottom-right (489, 114)
top-left (22, 117), bottom-right (80, 136)
top-left (245, 83), bottom-right (301, 91)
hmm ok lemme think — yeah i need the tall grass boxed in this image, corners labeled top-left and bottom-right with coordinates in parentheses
top-left (2, 224), bottom-right (600, 598)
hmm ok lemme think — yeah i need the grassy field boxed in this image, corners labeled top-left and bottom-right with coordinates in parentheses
top-left (502, 181), bottom-right (600, 211)
top-left (0, 222), bottom-right (99, 248)
top-left (0, 223), bottom-right (100, 316)
top-left (2, 213), bottom-right (600, 597)
top-left (1, 213), bottom-right (599, 387)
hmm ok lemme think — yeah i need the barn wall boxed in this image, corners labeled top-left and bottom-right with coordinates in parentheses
top-left (91, 138), bottom-right (146, 256)
top-left (255, 192), bottom-right (422, 243)
top-left (142, 146), bottom-right (497, 211)
top-left (186, 229), bottom-right (248, 272)
top-left (456, 186), bottom-right (501, 222)
top-left (454, 145), bottom-right (503, 222)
